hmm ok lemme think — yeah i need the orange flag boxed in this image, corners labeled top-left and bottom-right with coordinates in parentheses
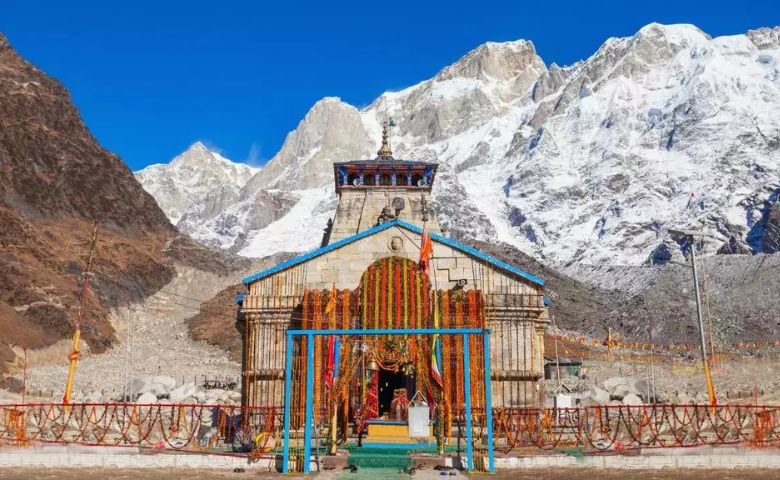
top-left (325, 282), bottom-right (337, 313)
top-left (419, 224), bottom-right (433, 272)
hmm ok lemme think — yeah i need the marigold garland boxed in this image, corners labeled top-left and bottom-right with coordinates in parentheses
top-left (313, 290), bottom-right (323, 422)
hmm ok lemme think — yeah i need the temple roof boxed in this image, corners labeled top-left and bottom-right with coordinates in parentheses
top-left (242, 219), bottom-right (544, 286)
top-left (332, 158), bottom-right (439, 191)
top-left (334, 159), bottom-right (438, 167)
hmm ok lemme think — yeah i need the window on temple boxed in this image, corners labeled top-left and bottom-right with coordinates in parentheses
top-left (380, 173), bottom-right (392, 186)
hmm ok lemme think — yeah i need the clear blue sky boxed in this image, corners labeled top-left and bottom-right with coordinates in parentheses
top-left (2, 0), bottom-right (778, 171)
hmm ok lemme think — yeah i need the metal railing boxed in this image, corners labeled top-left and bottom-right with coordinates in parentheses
top-left (2, 402), bottom-right (779, 461)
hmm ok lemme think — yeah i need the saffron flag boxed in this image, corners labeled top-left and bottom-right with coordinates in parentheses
top-left (419, 224), bottom-right (433, 272)
top-left (430, 291), bottom-right (443, 388)
top-left (325, 282), bottom-right (337, 313)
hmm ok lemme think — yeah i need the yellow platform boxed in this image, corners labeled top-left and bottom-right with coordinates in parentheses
top-left (365, 420), bottom-right (433, 444)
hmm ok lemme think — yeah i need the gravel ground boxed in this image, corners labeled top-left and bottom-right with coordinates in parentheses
top-left (575, 355), bottom-right (780, 404)
top-left (18, 266), bottom-right (244, 401)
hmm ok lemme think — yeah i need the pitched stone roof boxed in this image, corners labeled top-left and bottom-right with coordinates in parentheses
top-left (242, 219), bottom-right (544, 286)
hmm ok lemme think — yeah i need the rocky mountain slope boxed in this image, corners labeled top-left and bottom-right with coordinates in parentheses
top-left (0, 33), bottom-right (179, 374)
top-left (138, 23), bottom-right (780, 266)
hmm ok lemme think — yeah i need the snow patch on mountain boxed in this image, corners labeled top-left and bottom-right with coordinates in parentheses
top-left (238, 186), bottom-right (337, 257)
top-left (137, 24), bottom-right (780, 266)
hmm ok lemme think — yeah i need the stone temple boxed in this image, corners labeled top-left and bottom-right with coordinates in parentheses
top-left (238, 123), bottom-right (549, 471)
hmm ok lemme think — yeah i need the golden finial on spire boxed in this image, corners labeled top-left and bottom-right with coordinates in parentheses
top-left (377, 120), bottom-right (393, 158)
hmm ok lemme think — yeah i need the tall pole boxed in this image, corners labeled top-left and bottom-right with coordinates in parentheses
top-left (552, 316), bottom-right (562, 388)
top-left (63, 221), bottom-right (98, 405)
top-left (689, 237), bottom-right (717, 405)
top-left (123, 313), bottom-right (129, 401)
top-left (701, 267), bottom-right (717, 368)
top-left (648, 316), bottom-right (656, 403)
top-left (22, 347), bottom-right (27, 404)
top-left (129, 307), bottom-right (136, 401)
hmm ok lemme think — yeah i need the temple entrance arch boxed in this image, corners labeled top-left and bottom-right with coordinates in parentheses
top-left (354, 257), bottom-right (434, 423)
top-left (285, 256), bottom-right (494, 473)
top-left (289, 257), bottom-right (433, 429)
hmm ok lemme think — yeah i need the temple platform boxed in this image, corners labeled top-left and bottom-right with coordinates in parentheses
top-left (364, 419), bottom-right (434, 446)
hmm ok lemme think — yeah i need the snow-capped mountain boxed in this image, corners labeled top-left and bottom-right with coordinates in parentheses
top-left (135, 142), bottom-right (260, 236)
top-left (137, 24), bottom-right (780, 265)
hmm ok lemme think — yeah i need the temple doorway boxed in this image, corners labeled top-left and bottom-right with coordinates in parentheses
top-left (377, 369), bottom-right (414, 418)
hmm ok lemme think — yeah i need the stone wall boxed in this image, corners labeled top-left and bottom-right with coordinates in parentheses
top-left (329, 188), bottom-right (441, 242)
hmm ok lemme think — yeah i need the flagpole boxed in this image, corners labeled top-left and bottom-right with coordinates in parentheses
top-left (329, 401), bottom-right (338, 454)
top-left (324, 283), bottom-right (338, 455)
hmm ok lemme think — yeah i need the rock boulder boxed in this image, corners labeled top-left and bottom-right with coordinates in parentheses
top-left (136, 392), bottom-right (159, 404)
top-left (622, 393), bottom-right (643, 406)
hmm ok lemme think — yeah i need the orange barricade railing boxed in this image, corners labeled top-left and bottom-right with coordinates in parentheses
top-left (2, 403), bottom-right (780, 455)
top-left (0, 403), bottom-right (279, 455)
top-left (491, 404), bottom-right (780, 452)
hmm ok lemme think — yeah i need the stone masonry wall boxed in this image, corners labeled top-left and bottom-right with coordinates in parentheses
top-left (329, 188), bottom-right (441, 242)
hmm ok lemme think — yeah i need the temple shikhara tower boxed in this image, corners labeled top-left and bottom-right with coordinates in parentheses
top-left (239, 122), bottom-right (549, 472)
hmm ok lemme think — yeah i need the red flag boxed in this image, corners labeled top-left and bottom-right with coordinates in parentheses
top-left (419, 224), bottom-right (433, 272)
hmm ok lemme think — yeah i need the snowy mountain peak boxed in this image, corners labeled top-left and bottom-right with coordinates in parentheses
top-left (747, 26), bottom-right (780, 50)
top-left (636, 22), bottom-right (710, 42)
top-left (135, 144), bottom-right (259, 225)
top-left (436, 39), bottom-right (544, 83)
top-left (138, 23), bottom-right (780, 265)
top-left (244, 96), bottom-right (372, 191)
top-left (169, 141), bottom-right (257, 181)
top-left (175, 140), bottom-right (212, 159)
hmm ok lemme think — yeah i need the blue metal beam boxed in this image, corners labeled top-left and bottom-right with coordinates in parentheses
top-left (463, 333), bottom-right (474, 471)
top-left (303, 333), bottom-right (315, 474)
top-left (483, 331), bottom-right (495, 473)
top-left (282, 333), bottom-right (293, 474)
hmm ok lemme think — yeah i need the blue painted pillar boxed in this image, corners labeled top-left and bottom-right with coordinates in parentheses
top-left (282, 333), bottom-right (294, 474)
top-left (338, 166), bottom-right (348, 186)
top-left (483, 331), bottom-right (495, 473)
top-left (303, 333), bottom-right (315, 474)
top-left (463, 333), bottom-right (474, 471)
